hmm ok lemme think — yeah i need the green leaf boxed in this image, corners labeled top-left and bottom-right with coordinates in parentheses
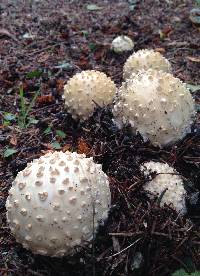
top-left (28, 117), bottom-right (39, 125)
top-left (186, 84), bottom-right (200, 93)
top-left (197, 0), bottom-right (200, 5)
top-left (56, 130), bottom-right (66, 138)
top-left (189, 8), bottom-right (200, 25)
top-left (51, 142), bottom-right (62, 149)
top-left (129, 5), bottom-right (136, 11)
top-left (172, 269), bottom-right (200, 276)
top-left (82, 30), bottom-right (89, 38)
top-left (128, 0), bottom-right (138, 11)
top-left (3, 112), bottom-right (16, 121)
top-left (54, 62), bottom-right (72, 69)
top-left (3, 120), bottom-right (10, 126)
top-left (4, 148), bottom-right (18, 158)
top-left (26, 70), bottom-right (43, 79)
top-left (86, 4), bottom-right (103, 11)
top-left (88, 42), bottom-right (97, 52)
top-left (43, 126), bottom-right (52, 135)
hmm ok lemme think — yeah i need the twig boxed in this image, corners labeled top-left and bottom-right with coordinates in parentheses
top-left (106, 238), bottom-right (141, 259)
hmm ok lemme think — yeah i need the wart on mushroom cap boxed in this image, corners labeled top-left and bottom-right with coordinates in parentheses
top-left (63, 70), bottom-right (117, 121)
top-left (6, 151), bottom-right (111, 257)
top-left (140, 161), bottom-right (187, 214)
top-left (112, 69), bottom-right (195, 147)
top-left (123, 49), bottom-right (171, 80)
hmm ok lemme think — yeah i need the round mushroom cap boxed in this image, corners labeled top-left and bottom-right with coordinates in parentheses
top-left (111, 35), bottom-right (134, 53)
top-left (140, 161), bottom-right (186, 214)
top-left (6, 151), bottom-right (111, 257)
top-left (63, 70), bottom-right (116, 121)
top-left (123, 49), bottom-right (171, 79)
top-left (113, 69), bottom-right (195, 147)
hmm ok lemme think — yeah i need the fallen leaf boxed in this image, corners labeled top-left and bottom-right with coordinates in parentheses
top-left (56, 79), bottom-right (65, 94)
top-left (56, 130), bottom-right (66, 139)
top-left (189, 8), bottom-right (200, 26)
top-left (10, 135), bottom-right (18, 146)
top-left (77, 138), bottom-right (91, 154)
top-left (86, 4), bottom-right (103, 11)
top-left (76, 56), bottom-right (90, 69)
top-left (37, 95), bottom-right (54, 105)
top-left (94, 47), bottom-right (106, 61)
top-left (26, 70), bottom-right (43, 79)
top-left (51, 141), bottom-right (62, 149)
top-left (43, 127), bottom-right (52, 135)
top-left (62, 144), bottom-right (71, 152)
top-left (4, 148), bottom-right (17, 158)
top-left (3, 112), bottom-right (16, 121)
top-left (187, 56), bottom-right (200, 63)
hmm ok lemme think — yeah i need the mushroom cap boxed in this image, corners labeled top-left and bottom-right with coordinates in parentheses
top-left (140, 161), bottom-right (186, 214)
top-left (63, 70), bottom-right (116, 121)
top-left (6, 151), bottom-right (111, 257)
top-left (111, 35), bottom-right (134, 53)
top-left (112, 69), bottom-right (195, 147)
top-left (123, 49), bottom-right (171, 79)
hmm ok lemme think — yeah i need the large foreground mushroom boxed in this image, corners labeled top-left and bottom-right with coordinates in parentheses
top-left (6, 151), bottom-right (111, 257)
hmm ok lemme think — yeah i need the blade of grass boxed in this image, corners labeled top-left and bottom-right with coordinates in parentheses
top-left (24, 89), bottom-right (40, 118)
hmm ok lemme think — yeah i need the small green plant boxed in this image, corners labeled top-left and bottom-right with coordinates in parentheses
top-left (17, 86), bottom-right (39, 129)
top-left (172, 269), bottom-right (200, 276)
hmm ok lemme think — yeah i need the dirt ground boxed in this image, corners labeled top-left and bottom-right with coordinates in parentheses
top-left (0, 0), bottom-right (200, 275)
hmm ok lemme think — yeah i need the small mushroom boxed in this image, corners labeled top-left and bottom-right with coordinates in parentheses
top-left (6, 151), bottom-right (111, 257)
top-left (141, 161), bottom-right (187, 214)
top-left (111, 35), bottom-right (134, 53)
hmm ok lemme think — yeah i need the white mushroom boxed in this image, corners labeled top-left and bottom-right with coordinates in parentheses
top-left (111, 35), bottom-right (134, 53)
top-left (6, 151), bottom-right (111, 257)
top-left (123, 49), bottom-right (171, 79)
top-left (140, 161), bottom-right (187, 214)
top-left (112, 69), bottom-right (195, 147)
top-left (63, 70), bottom-right (116, 121)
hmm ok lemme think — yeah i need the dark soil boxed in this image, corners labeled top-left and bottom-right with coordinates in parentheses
top-left (0, 0), bottom-right (200, 275)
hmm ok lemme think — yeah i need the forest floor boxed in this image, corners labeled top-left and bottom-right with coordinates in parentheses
top-left (0, 0), bottom-right (200, 275)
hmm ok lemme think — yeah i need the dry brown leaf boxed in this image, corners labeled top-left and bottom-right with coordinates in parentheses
top-left (37, 95), bottom-right (55, 105)
top-left (77, 138), bottom-right (91, 155)
top-left (56, 79), bottom-right (65, 94)
top-left (10, 135), bottom-right (17, 146)
top-left (62, 144), bottom-right (71, 152)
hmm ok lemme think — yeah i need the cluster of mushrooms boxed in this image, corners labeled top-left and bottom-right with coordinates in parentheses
top-left (6, 49), bottom-right (196, 257)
